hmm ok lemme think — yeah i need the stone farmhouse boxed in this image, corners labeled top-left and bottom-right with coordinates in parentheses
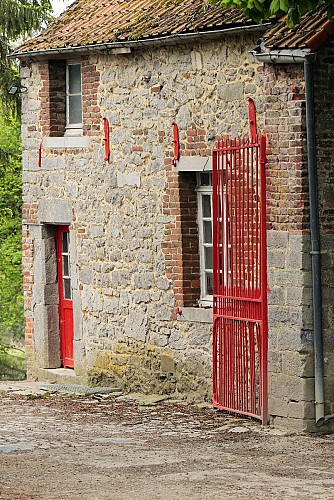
top-left (12, 0), bottom-right (334, 431)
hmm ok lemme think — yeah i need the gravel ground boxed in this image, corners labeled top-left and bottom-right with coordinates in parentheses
top-left (0, 382), bottom-right (334, 500)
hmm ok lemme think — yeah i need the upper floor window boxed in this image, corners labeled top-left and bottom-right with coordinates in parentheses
top-left (66, 63), bottom-right (82, 133)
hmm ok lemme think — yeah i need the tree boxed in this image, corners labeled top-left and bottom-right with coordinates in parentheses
top-left (0, 1), bottom-right (53, 378)
top-left (1, 0), bottom-right (53, 110)
top-left (0, 110), bottom-right (23, 344)
top-left (215, 0), bottom-right (334, 27)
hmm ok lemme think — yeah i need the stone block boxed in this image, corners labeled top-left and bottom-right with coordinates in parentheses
top-left (117, 172), bottom-right (141, 188)
top-left (160, 354), bottom-right (175, 373)
top-left (268, 396), bottom-right (288, 417)
top-left (267, 231), bottom-right (288, 249)
top-left (267, 287), bottom-right (285, 306)
top-left (125, 312), bottom-right (147, 342)
top-left (44, 283), bottom-right (59, 305)
top-left (79, 267), bottom-right (93, 285)
top-left (73, 290), bottom-right (83, 341)
top-left (270, 373), bottom-right (314, 402)
top-left (178, 307), bottom-right (212, 324)
top-left (39, 199), bottom-right (72, 224)
top-left (277, 328), bottom-right (313, 353)
top-left (218, 82), bottom-right (243, 102)
top-left (282, 352), bottom-right (314, 378)
top-left (168, 330), bottom-right (186, 350)
top-left (33, 303), bottom-right (48, 365)
top-left (47, 304), bottom-right (61, 368)
top-left (287, 400), bottom-right (315, 420)
top-left (267, 249), bottom-right (285, 269)
top-left (188, 326), bottom-right (210, 347)
top-left (272, 416), bottom-right (316, 433)
top-left (268, 351), bottom-right (282, 374)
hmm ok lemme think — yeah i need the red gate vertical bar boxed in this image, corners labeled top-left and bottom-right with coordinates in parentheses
top-left (260, 131), bottom-right (268, 424)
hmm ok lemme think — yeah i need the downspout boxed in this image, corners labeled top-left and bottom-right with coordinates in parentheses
top-left (304, 60), bottom-right (327, 426)
top-left (254, 48), bottom-right (334, 426)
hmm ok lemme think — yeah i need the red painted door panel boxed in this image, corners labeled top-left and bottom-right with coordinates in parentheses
top-left (56, 226), bottom-right (74, 368)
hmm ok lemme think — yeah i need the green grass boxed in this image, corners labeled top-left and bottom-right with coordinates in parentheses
top-left (0, 346), bottom-right (26, 380)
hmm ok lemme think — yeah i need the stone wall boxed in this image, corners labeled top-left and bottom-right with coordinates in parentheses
top-left (21, 33), bottom-right (265, 401)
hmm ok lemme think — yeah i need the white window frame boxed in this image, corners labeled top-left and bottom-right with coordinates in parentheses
top-left (196, 173), bottom-right (213, 306)
top-left (65, 62), bottom-right (83, 136)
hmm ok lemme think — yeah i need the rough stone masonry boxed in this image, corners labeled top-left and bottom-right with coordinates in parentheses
top-left (20, 30), bottom-right (334, 432)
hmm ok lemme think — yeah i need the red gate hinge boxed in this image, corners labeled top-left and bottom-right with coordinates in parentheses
top-left (103, 117), bottom-right (110, 162)
top-left (172, 121), bottom-right (180, 166)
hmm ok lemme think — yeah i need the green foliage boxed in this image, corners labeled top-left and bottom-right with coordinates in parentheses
top-left (0, 110), bottom-right (24, 345)
top-left (1, 0), bottom-right (53, 111)
top-left (213, 0), bottom-right (334, 27)
top-left (0, 347), bottom-right (26, 380)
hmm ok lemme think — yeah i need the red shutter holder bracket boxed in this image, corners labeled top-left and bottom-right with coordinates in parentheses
top-left (172, 121), bottom-right (180, 167)
top-left (38, 141), bottom-right (42, 168)
top-left (103, 117), bottom-right (110, 162)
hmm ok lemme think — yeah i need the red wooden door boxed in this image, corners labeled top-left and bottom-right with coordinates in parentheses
top-left (212, 133), bottom-right (268, 424)
top-left (56, 226), bottom-right (74, 368)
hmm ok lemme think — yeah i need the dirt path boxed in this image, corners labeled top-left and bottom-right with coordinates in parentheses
top-left (0, 383), bottom-right (333, 500)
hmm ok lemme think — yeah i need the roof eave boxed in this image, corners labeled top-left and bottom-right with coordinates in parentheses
top-left (10, 23), bottom-right (271, 60)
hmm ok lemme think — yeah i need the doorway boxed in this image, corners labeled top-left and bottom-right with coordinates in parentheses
top-left (56, 225), bottom-right (74, 368)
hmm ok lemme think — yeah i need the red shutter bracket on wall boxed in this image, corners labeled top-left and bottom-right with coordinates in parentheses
top-left (103, 117), bottom-right (110, 162)
top-left (38, 141), bottom-right (42, 168)
top-left (172, 122), bottom-right (180, 166)
top-left (248, 98), bottom-right (257, 142)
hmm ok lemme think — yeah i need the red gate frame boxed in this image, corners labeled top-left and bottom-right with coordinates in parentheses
top-left (212, 131), bottom-right (268, 424)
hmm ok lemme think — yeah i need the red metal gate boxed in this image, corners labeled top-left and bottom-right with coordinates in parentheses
top-left (212, 129), bottom-right (268, 424)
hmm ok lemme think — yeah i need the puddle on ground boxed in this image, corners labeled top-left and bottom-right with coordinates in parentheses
top-left (0, 443), bottom-right (36, 453)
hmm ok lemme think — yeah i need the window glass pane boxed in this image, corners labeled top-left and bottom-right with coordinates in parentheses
top-left (202, 195), bottom-right (211, 218)
top-left (69, 95), bottom-right (82, 124)
top-left (68, 64), bottom-right (81, 94)
top-left (205, 272), bottom-right (213, 295)
top-left (205, 246), bottom-right (212, 269)
top-left (63, 278), bottom-right (72, 300)
top-left (62, 232), bottom-right (69, 253)
top-left (62, 255), bottom-right (69, 277)
top-left (203, 221), bottom-right (212, 244)
top-left (199, 173), bottom-right (211, 186)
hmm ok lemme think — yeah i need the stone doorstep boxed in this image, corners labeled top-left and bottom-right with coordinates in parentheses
top-left (37, 367), bottom-right (87, 385)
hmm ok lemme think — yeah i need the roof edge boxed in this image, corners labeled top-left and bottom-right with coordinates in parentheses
top-left (306, 19), bottom-right (334, 51)
top-left (10, 23), bottom-right (270, 59)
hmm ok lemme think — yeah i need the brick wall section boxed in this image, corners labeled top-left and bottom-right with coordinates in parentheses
top-left (39, 57), bottom-right (101, 137)
top-left (81, 57), bottom-right (101, 136)
top-left (22, 226), bottom-right (34, 370)
top-left (163, 125), bottom-right (211, 307)
top-left (314, 43), bottom-right (334, 417)
top-left (264, 64), bottom-right (309, 232)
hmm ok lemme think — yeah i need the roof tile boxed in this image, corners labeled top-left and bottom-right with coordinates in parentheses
top-left (15, 0), bottom-right (255, 56)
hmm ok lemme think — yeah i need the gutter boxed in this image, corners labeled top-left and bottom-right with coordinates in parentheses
top-left (9, 23), bottom-right (271, 60)
top-left (253, 47), bottom-right (334, 427)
